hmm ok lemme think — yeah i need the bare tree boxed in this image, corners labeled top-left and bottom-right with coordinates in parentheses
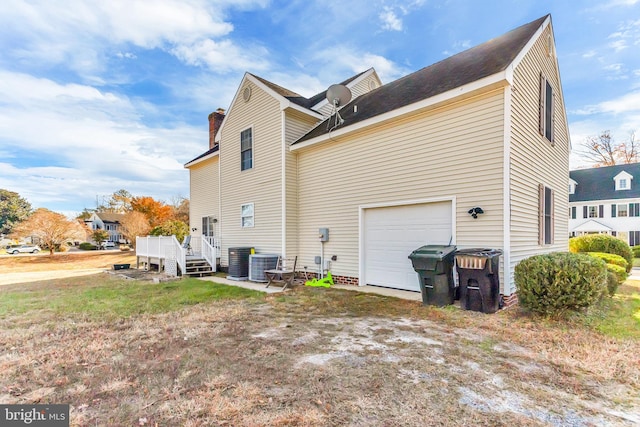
top-left (120, 211), bottom-right (151, 248)
top-left (11, 208), bottom-right (85, 255)
top-left (617, 131), bottom-right (638, 164)
top-left (581, 130), bottom-right (638, 166)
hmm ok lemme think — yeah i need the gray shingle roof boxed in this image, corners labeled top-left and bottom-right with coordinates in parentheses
top-left (570, 163), bottom-right (640, 202)
top-left (249, 69), bottom-right (372, 110)
top-left (294, 15), bottom-right (548, 144)
top-left (185, 145), bottom-right (219, 167)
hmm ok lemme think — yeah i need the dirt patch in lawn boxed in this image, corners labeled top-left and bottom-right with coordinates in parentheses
top-left (1, 279), bottom-right (639, 426)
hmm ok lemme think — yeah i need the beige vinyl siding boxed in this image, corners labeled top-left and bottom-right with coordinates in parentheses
top-left (188, 157), bottom-right (219, 240)
top-left (297, 90), bottom-right (506, 284)
top-left (349, 74), bottom-right (380, 98)
top-left (219, 81), bottom-right (283, 266)
top-left (509, 25), bottom-right (570, 294)
top-left (284, 110), bottom-right (319, 258)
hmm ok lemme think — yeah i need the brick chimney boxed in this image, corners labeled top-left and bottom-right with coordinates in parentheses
top-left (208, 108), bottom-right (225, 149)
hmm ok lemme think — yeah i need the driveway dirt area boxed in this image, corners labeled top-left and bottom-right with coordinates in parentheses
top-left (0, 251), bottom-right (137, 286)
top-left (1, 281), bottom-right (639, 426)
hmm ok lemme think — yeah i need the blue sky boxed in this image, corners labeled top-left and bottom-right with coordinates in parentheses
top-left (0, 0), bottom-right (639, 216)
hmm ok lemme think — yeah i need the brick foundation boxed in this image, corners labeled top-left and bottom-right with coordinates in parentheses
top-left (501, 293), bottom-right (519, 308)
top-left (297, 272), bottom-right (359, 286)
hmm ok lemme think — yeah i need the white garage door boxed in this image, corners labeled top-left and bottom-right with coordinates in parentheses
top-left (363, 201), bottom-right (453, 292)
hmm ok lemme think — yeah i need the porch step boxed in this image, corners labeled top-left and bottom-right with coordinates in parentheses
top-left (183, 258), bottom-right (214, 277)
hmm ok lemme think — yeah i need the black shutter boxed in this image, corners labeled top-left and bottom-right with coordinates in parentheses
top-left (583, 206), bottom-right (588, 218)
top-left (571, 206), bottom-right (576, 219)
top-left (599, 205), bottom-right (604, 218)
top-left (612, 204), bottom-right (617, 218)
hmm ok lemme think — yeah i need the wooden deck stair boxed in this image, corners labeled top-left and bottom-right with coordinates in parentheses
top-left (183, 257), bottom-right (214, 277)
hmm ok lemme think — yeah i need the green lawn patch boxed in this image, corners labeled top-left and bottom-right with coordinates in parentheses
top-left (0, 276), bottom-right (264, 319)
top-left (574, 279), bottom-right (640, 339)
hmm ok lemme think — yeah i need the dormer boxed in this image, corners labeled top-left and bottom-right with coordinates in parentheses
top-left (614, 171), bottom-right (633, 191)
top-left (569, 178), bottom-right (577, 195)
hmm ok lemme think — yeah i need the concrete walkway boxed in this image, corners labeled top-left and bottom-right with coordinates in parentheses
top-left (196, 275), bottom-right (422, 301)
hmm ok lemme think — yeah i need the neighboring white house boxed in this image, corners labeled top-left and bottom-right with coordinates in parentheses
top-left (84, 212), bottom-right (125, 243)
top-left (185, 14), bottom-right (570, 303)
top-left (569, 163), bottom-right (640, 246)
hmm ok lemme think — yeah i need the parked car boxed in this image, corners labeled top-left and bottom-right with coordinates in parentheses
top-left (100, 241), bottom-right (116, 249)
top-left (7, 244), bottom-right (41, 254)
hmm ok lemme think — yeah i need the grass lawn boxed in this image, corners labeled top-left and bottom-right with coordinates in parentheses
top-left (0, 255), bottom-right (639, 425)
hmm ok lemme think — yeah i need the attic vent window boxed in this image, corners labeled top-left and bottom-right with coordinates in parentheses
top-left (369, 80), bottom-right (377, 90)
top-left (547, 34), bottom-right (554, 57)
top-left (243, 86), bottom-right (252, 102)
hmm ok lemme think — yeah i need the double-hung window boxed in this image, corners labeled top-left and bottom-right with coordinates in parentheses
top-left (241, 128), bottom-right (253, 171)
top-left (241, 203), bottom-right (254, 228)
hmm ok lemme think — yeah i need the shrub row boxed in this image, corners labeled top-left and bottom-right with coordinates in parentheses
top-left (569, 234), bottom-right (633, 272)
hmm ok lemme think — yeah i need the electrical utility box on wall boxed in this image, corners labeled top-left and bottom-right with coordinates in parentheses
top-left (319, 228), bottom-right (329, 242)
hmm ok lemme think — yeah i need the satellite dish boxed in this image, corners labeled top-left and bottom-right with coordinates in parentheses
top-left (326, 84), bottom-right (352, 107)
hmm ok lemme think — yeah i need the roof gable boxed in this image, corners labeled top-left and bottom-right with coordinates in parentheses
top-left (293, 15), bottom-right (549, 146)
top-left (570, 163), bottom-right (640, 202)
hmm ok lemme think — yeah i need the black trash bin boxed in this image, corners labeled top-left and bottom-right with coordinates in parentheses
top-left (408, 245), bottom-right (457, 306)
top-left (455, 248), bottom-right (503, 313)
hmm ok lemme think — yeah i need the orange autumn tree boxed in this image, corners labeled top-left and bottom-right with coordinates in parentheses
top-left (12, 208), bottom-right (85, 255)
top-left (120, 211), bottom-right (151, 248)
top-left (130, 196), bottom-right (173, 228)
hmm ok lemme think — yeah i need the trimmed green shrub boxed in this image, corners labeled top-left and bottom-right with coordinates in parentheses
top-left (79, 242), bottom-right (97, 250)
top-left (606, 263), bottom-right (628, 285)
top-left (606, 271), bottom-right (620, 296)
top-left (515, 252), bottom-right (607, 316)
top-left (569, 235), bottom-right (633, 272)
top-left (586, 252), bottom-right (629, 270)
top-left (632, 245), bottom-right (640, 258)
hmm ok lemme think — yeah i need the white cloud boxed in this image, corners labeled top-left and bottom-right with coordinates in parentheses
top-left (0, 70), bottom-right (203, 210)
top-left (582, 50), bottom-right (597, 59)
top-left (171, 38), bottom-right (270, 73)
top-left (0, 0), bottom-right (271, 76)
top-left (575, 91), bottom-right (640, 115)
top-left (380, 7), bottom-right (403, 31)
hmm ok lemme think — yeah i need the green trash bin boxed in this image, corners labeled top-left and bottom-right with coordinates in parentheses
top-left (408, 245), bottom-right (457, 306)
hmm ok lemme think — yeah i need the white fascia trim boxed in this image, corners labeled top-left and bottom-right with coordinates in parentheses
top-left (291, 72), bottom-right (509, 152)
top-left (509, 15), bottom-right (550, 73)
top-left (281, 110), bottom-right (287, 256)
top-left (280, 99), bottom-right (324, 119)
top-left (184, 151), bottom-right (219, 168)
top-left (244, 74), bottom-right (323, 119)
top-left (570, 197), bottom-right (640, 205)
top-left (502, 86), bottom-right (513, 295)
top-left (358, 196), bottom-right (457, 287)
top-left (311, 68), bottom-right (379, 111)
top-left (215, 72), bottom-right (250, 142)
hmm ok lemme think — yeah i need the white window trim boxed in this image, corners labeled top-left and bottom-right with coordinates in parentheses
top-left (614, 171), bottom-right (633, 191)
top-left (588, 205), bottom-right (599, 218)
top-left (241, 203), bottom-right (254, 228)
top-left (240, 126), bottom-right (254, 172)
top-left (618, 204), bottom-right (628, 217)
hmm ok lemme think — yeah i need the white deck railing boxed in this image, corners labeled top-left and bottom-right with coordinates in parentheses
top-left (136, 235), bottom-right (220, 276)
